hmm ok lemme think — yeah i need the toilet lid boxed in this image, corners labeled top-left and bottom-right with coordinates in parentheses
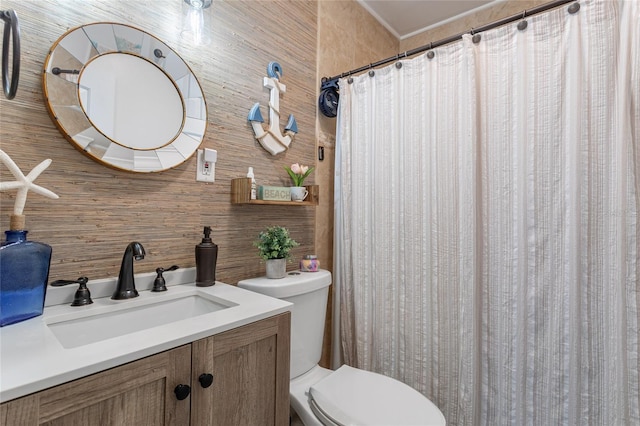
top-left (309, 365), bottom-right (446, 426)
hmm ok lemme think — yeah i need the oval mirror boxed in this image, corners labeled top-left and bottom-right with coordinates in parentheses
top-left (42, 23), bottom-right (207, 173)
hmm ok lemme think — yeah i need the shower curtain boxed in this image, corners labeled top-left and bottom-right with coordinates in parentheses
top-left (333, 0), bottom-right (639, 424)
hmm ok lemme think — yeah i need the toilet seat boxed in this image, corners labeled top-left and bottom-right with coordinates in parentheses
top-left (308, 365), bottom-right (446, 426)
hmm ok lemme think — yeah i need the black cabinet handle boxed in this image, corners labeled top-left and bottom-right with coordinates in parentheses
top-left (174, 384), bottom-right (191, 400)
top-left (198, 373), bottom-right (214, 388)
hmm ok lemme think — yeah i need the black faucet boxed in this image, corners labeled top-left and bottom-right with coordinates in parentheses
top-left (112, 242), bottom-right (145, 300)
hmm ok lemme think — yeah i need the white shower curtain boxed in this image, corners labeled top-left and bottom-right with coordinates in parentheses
top-left (333, 1), bottom-right (639, 424)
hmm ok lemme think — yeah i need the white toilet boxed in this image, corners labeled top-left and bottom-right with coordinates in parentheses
top-left (238, 269), bottom-right (446, 426)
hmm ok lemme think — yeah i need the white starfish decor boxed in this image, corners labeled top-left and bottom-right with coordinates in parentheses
top-left (0, 149), bottom-right (59, 215)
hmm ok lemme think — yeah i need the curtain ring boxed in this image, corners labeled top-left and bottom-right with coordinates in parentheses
top-left (426, 42), bottom-right (435, 60)
top-left (517, 10), bottom-right (528, 31)
top-left (347, 76), bottom-right (353, 84)
top-left (470, 28), bottom-right (481, 43)
top-left (368, 64), bottom-right (375, 77)
top-left (568, 2), bottom-right (580, 14)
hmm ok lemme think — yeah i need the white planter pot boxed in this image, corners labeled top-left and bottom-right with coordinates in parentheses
top-left (265, 258), bottom-right (287, 279)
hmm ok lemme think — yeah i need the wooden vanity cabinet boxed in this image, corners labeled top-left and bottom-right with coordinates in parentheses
top-left (0, 344), bottom-right (191, 425)
top-left (1, 313), bottom-right (290, 426)
top-left (192, 311), bottom-right (290, 425)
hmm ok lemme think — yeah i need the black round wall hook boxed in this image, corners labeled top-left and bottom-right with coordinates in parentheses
top-left (1, 9), bottom-right (20, 100)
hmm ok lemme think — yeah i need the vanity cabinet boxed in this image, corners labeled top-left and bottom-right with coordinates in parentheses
top-left (0, 345), bottom-right (191, 425)
top-left (0, 313), bottom-right (290, 426)
top-left (191, 311), bottom-right (290, 425)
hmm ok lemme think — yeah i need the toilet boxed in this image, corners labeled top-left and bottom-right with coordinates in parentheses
top-left (238, 270), bottom-right (446, 426)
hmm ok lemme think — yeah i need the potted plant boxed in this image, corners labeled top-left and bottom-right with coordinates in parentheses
top-left (254, 226), bottom-right (299, 278)
top-left (285, 163), bottom-right (314, 201)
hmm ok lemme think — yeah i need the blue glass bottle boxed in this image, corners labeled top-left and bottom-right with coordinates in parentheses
top-left (0, 230), bottom-right (52, 326)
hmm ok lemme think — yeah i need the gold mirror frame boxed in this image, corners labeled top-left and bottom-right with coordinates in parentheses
top-left (43, 22), bottom-right (207, 173)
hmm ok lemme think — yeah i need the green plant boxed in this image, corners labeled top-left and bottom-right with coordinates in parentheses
top-left (254, 226), bottom-right (299, 260)
top-left (285, 163), bottom-right (314, 187)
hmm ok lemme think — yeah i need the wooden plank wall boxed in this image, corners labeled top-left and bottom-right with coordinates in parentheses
top-left (0, 0), bottom-right (318, 284)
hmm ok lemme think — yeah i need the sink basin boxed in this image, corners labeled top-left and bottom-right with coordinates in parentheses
top-left (47, 293), bottom-right (232, 349)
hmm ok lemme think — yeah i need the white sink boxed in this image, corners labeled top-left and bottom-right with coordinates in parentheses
top-left (47, 293), bottom-right (233, 349)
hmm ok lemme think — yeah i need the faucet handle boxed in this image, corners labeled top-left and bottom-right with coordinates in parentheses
top-left (50, 277), bottom-right (93, 306)
top-left (152, 265), bottom-right (179, 292)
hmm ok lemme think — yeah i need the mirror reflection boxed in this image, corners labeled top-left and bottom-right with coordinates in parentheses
top-left (79, 53), bottom-right (184, 150)
top-left (43, 23), bottom-right (207, 173)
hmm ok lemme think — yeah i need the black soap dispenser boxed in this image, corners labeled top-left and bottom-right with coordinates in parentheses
top-left (196, 226), bottom-right (217, 287)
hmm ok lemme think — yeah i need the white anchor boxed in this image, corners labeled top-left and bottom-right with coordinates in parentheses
top-left (248, 62), bottom-right (298, 155)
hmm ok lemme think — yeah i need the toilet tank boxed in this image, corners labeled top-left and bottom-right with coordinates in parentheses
top-left (238, 270), bottom-right (332, 379)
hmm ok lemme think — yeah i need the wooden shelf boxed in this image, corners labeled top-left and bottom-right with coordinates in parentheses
top-left (231, 178), bottom-right (319, 206)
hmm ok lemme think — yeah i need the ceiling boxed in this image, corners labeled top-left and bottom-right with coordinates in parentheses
top-left (358, 0), bottom-right (496, 40)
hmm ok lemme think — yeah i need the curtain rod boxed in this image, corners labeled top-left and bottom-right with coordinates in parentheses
top-left (322, 0), bottom-right (577, 83)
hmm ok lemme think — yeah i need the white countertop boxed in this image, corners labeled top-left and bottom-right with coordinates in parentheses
top-left (0, 268), bottom-right (291, 403)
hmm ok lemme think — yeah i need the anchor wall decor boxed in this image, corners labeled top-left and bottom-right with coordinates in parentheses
top-left (248, 62), bottom-right (298, 155)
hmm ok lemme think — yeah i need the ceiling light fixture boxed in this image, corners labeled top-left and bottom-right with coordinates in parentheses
top-left (184, 0), bottom-right (211, 9)
top-left (181, 0), bottom-right (212, 46)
